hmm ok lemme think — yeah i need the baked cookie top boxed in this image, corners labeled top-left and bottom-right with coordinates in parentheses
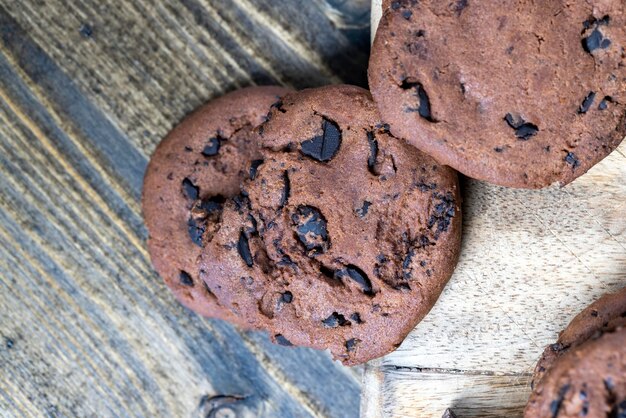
top-left (369, 0), bottom-right (626, 188)
top-left (200, 85), bottom-right (462, 365)
top-left (142, 86), bottom-right (289, 322)
top-left (526, 287), bottom-right (626, 418)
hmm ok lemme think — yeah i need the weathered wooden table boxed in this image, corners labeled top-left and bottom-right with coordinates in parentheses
top-left (0, 1), bottom-right (370, 417)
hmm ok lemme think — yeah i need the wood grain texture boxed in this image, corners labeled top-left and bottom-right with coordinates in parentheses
top-left (0, 1), bottom-right (370, 417)
top-left (366, 4), bottom-right (626, 417)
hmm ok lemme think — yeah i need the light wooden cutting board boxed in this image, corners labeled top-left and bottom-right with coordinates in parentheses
top-left (364, 2), bottom-right (626, 417)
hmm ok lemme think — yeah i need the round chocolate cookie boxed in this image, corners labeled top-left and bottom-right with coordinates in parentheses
top-left (142, 86), bottom-right (290, 322)
top-left (369, 1), bottom-right (626, 188)
top-left (199, 85), bottom-right (462, 365)
top-left (525, 287), bottom-right (626, 417)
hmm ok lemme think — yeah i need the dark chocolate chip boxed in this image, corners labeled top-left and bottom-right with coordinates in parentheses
top-left (550, 384), bottom-right (570, 418)
top-left (202, 137), bottom-right (221, 157)
top-left (281, 291), bottom-right (293, 304)
top-left (279, 171), bottom-right (290, 209)
top-left (402, 80), bottom-right (436, 122)
top-left (179, 271), bottom-right (194, 286)
top-left (184, 146), bottom-right (193, 152)
top-left (182, 178), bottom-right (199, 200)
top-left (366, 131), bottom-right (379, 174)
top-left (402, 10), bottom-right (412, 19)
top-left (250, 159), bottom-right (264, 179)
top-left (579, 92), bottom-right (596, 114)
top-left (599, 96), bottom-right (613, 110)
top-left (237, 230), bottom-right (253, 267)
top-left (350, 313), bottom-right (363, 324)
top-left (402, 248), bottom-right (416, 279)
top-left (428, 192), bottom-right (456, 235)
top-left (5, 337), bottom-right (14, 349)
top-left (322, 312), bottom-right (350, 328)
top-left (583, 27), bottom-right (611, 53)
top-left (504, 113), bottom-right (538, 140)
top-left (292, 206), bottom-right (329, 254)
top-left (345, 338), bottom-right (360, 352)
top-left (391, 1), bottom-right (401, 10)
top-left (187, 196), bottom-right (225, 247)
top-left (356, 201), bottom-right (372, 218)
top-left (300, 118), bottom-right (342, 162)
top-left (494, 146), bottom-right (504, 153)
top-left (233, 194), bottom-right (251, 214)
top-left (275, 334), bottom-right (293, 346)
top-left (453, 0), bottom-right (468, 15)
top-left (565, 151), bottom-right (581, 169)
top-left (188, 217), bottom-right (206, 247)
top-left (337, 265), bottom-right (374, 296)
top-left (610, 400), bottom-right (626, 418)
top-left (579, 390), bottom-right (589, 416)
top-left (591, 310), bottom-right (599, 317)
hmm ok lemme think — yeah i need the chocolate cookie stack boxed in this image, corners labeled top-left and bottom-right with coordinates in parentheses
top-left (142, 0), bottom-right (625, 379)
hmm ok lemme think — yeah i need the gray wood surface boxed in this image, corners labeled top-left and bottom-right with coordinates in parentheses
top-left (0, 1), bottom-right (370, 416)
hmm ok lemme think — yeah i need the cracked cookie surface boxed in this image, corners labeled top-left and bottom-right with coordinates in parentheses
top-left (525, 287), bottom-right (626, 417)
top-left (199, 85), bottom-right (462, 365)
top-left (369, 0), bottom-right (626, 188)
top-left (142, 86), bottom-right (290, 322)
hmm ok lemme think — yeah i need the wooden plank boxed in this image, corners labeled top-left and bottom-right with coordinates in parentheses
top-left (0, 1), bottom-right (370, 416)
top-left (367, 3), bottom-right (626, 416)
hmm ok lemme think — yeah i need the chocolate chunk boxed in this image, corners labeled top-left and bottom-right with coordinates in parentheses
top-left (281, 291), bottom-right (293, 304)
top-left (279, 171), bottom-right (290, 209)
top-left (366, 131), bottom-right (379, 174)
top-left (300, 118), bottom-right (342, 162)
top-left (250, 159), bottom-right (264, 179)
top-left (583, 28), bottom-right (611, 53)
top-left (504, 113), bottom-right (539, 140)
top-left (179, 271), bottom-right (194, 286)
top-left (345, 338), bottom-right (360, 352)
top-left (275, 334), bottom-right (293, 346)
top-left (356, 201), bottom-right (372, 218)
top-left (292, 206), bottom-right (329, 254)
top-left (350, 313), bottom-right (363, 324)
top-left (201, 137), bottom-right (221, 157)
top-left (237, 230), bottom-right (253, 267)
top-left (187, 196), bottom-right (225, 246)
top-left (402, 248), bottom-right (416, 279)
top-left (403, 80), bottom-right (436, 122)
top-left (428, 192), bottom-right (456, 234)
top-left (565, 152), bottom-right (581, 169)
top-left (182, 178), bottom-right (199, 200)
top-left (188, 217), bottom-right (205, 247)
top-left (610, 400), bottom-right (626, 418)
top-left (322, 312), bottom-right (350, 328)
top-left (599, 96), bottom-right (613, 110)
top-left (579, 92), bottom-right (596, 114)
top-left (337, 265), bottom-right (374, 296)
top-left (550, 384), bottom-right (570, 418)
top-left (453, 0), bottom-right (468, 15)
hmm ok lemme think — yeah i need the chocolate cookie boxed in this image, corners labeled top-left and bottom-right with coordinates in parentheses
top-left (369, 1), bottom-right (626, 188)
top-left (199, 85), bottom-right (462, 365)
top-left (525, 287), bottom-right (626, 417)
top-left (142, 86), bottom-right (290, 321)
